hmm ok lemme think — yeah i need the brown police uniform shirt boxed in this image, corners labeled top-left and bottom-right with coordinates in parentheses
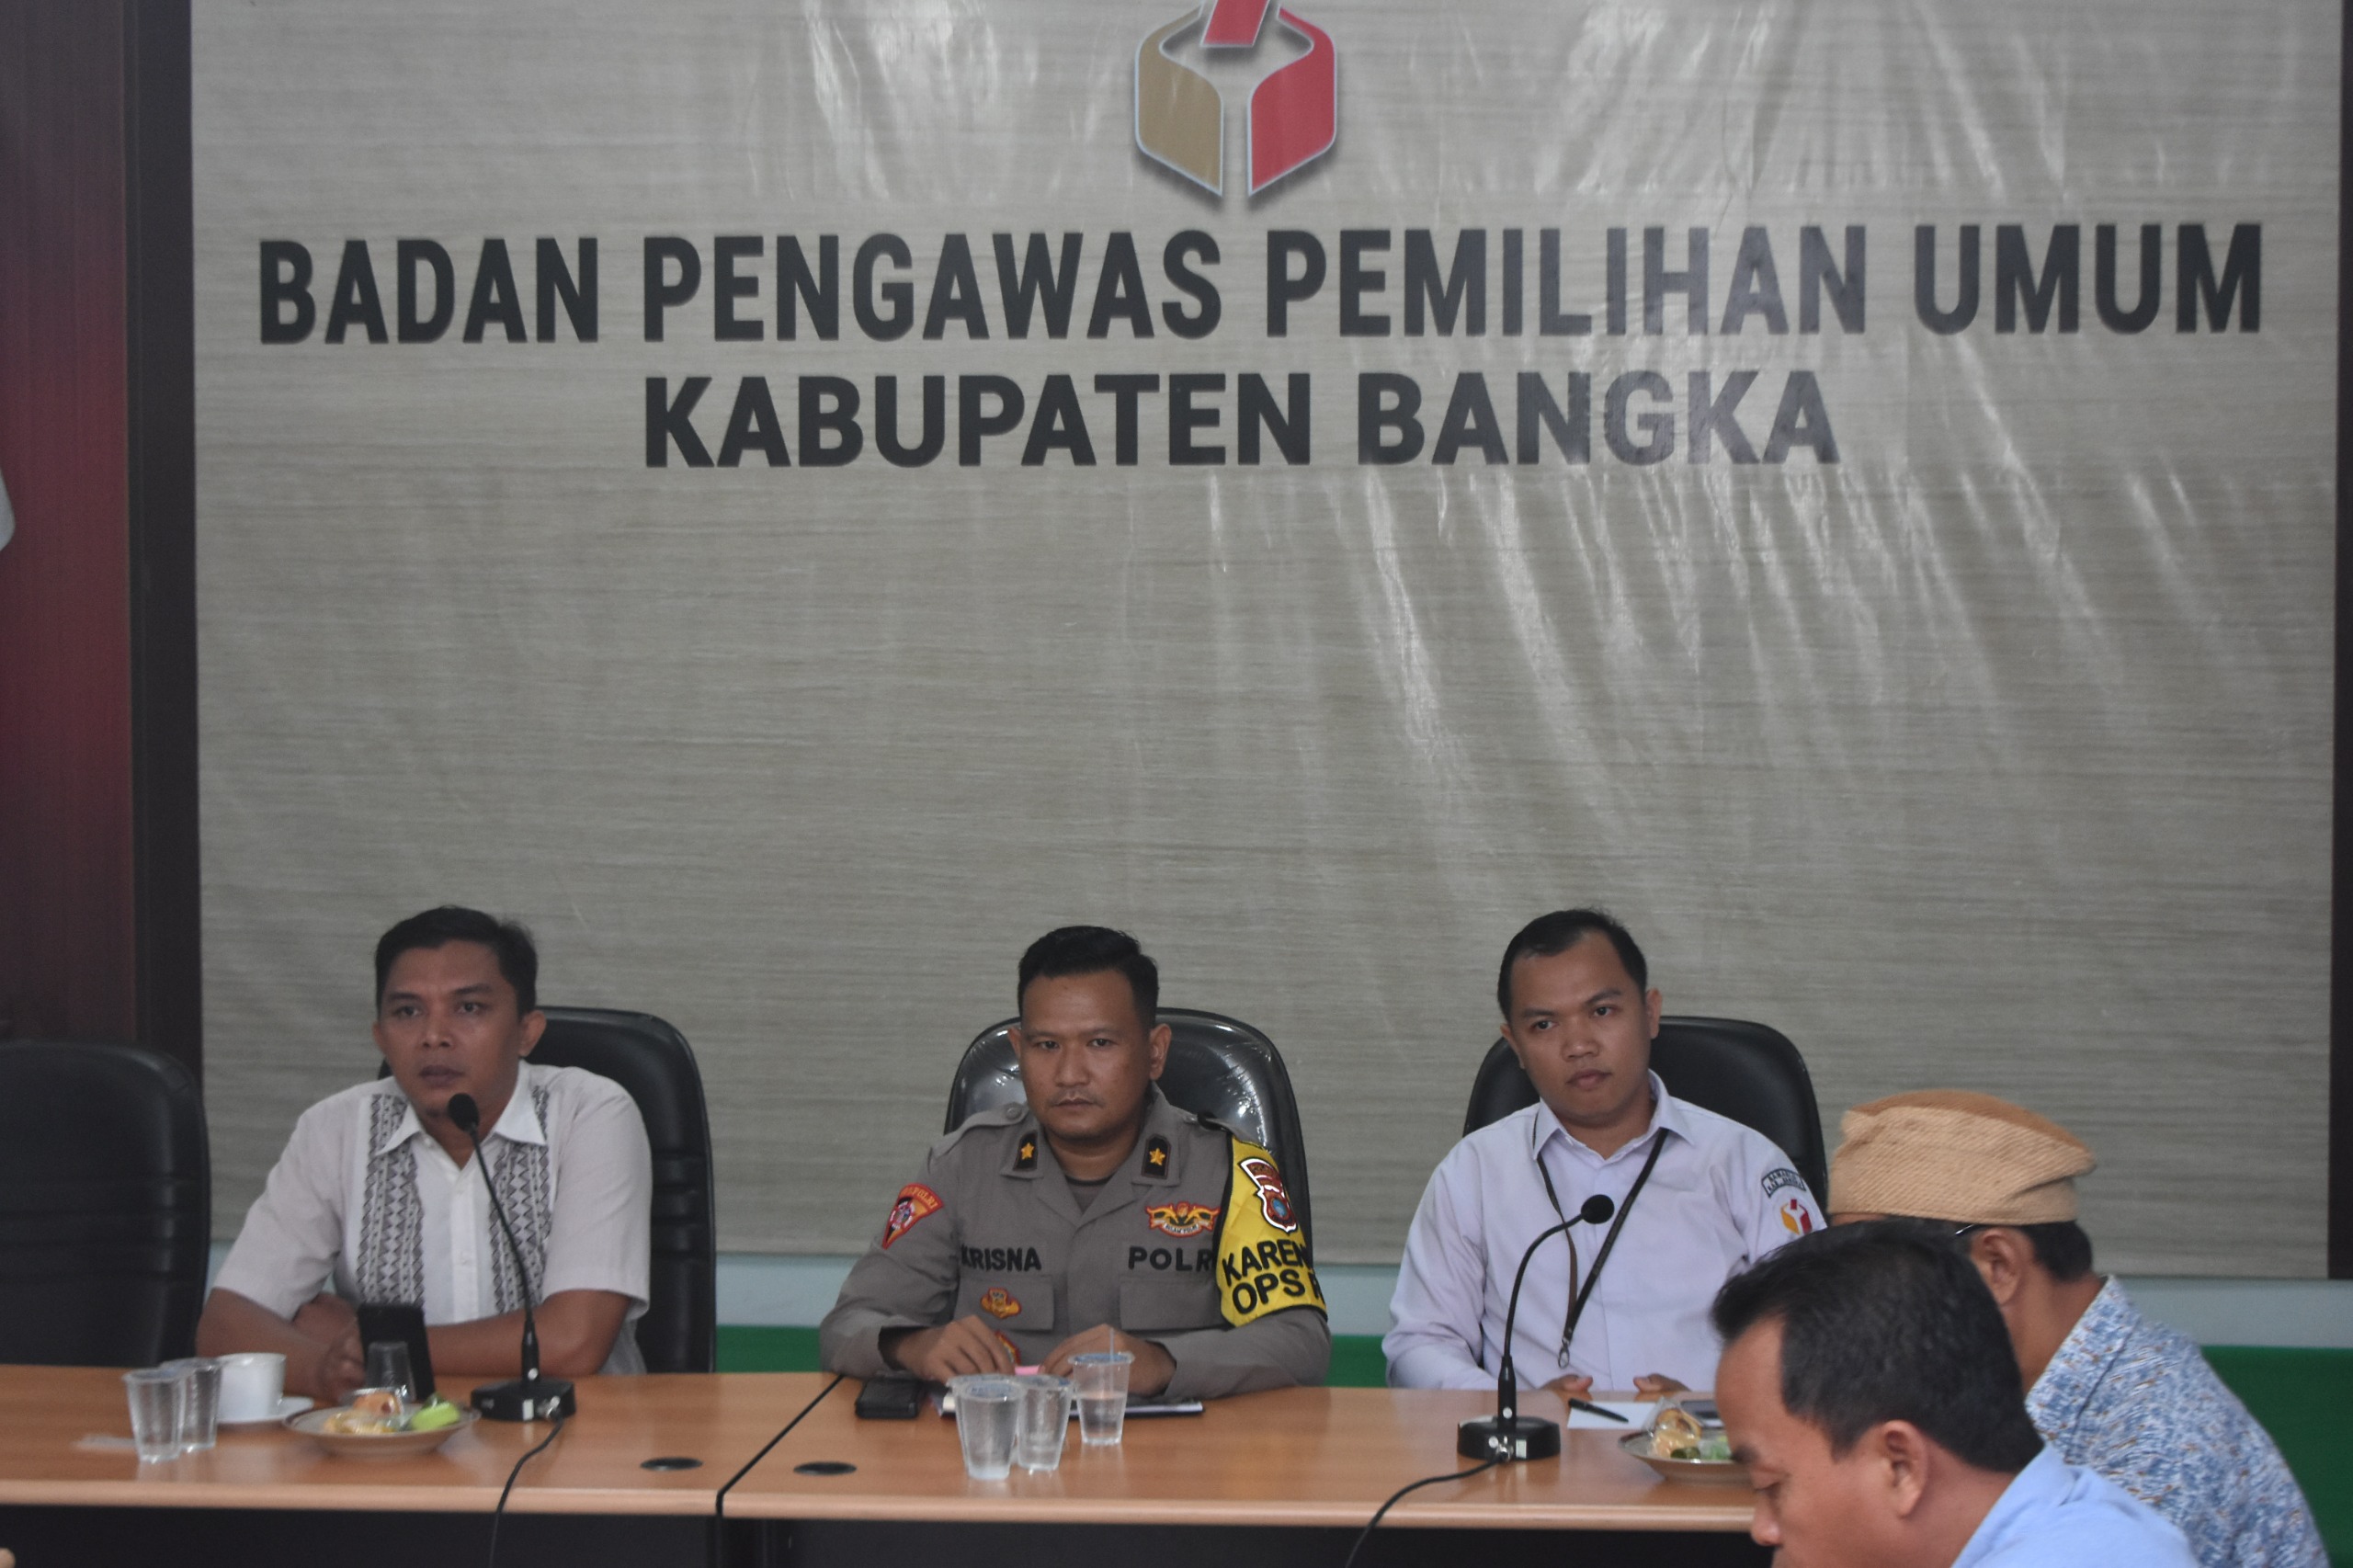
top-left (819, 1088), bottom-right (1330, 1400)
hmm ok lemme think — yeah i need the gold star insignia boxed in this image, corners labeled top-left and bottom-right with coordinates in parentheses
top-left (1148, 1146), bottom-right (1167, 1167)
top-left (1019, 1139), bottom-right (1036, 1161)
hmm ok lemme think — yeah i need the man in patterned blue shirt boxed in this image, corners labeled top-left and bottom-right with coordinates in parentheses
top-left (1829, 1091), bottom-right (2325, 1568)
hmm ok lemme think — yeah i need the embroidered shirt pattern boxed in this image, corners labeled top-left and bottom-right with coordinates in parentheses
top-left (2028, 1279), bottom-right (2325, 1568)
top-left (356, 1092), bottom-right (426, 1304)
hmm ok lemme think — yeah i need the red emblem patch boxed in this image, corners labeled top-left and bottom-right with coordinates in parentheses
top-left (978, 1287), bottom-right (1021, 1319)
top-left (1239, 1157), bottom-right (1298, 1233)
top-left (881, 1182), bottom-right (942, 1248)
top-left (1779, 1198), bottom-right (1815, 1236)
top-left (1148, 1201), bottom-right (1220, 1238)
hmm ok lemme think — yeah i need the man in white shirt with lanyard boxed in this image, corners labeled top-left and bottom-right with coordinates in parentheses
top-left (199, 906), bottom-right (653, 1402)
top-left (1386, 908), bottom-right (1823, 1397)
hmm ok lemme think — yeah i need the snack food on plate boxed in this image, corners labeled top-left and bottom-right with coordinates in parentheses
top-left (1648, 1404), bottom-right (1732, 1461)
top-left (407, 1399), bottom-right (463, 1431)
top-left (321, 1391), bottom-right (460, 1436)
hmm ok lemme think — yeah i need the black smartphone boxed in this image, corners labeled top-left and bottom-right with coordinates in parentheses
top-left (853, 1377), bottom-right (926, 1420)
top-left (355, 1301), bottom-right (438, 1400)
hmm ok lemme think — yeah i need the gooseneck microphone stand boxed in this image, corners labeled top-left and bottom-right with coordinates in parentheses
top-left (447, 1093), bottom-right (578, 1422)
top-left (1456, 1193), bottom-right (1615, 1461)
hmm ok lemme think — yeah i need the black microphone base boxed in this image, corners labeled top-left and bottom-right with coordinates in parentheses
top-left (1458, 1414), bottom-right (1561, 1461)
top-left (471, 1377), bottom-right (577, 1423)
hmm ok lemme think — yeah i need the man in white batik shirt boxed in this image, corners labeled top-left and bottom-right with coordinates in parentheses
top-left (201, 907), bottom-right (651, 1402)
top-left (1386, 909), bottom-right (1822, 1396)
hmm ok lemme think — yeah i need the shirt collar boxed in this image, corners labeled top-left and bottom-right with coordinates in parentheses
top-left (997, 1085), bottom-right (1185, 1184)
top-left (1529, 1071), bottom-right (1685, 1165)
top-left (487, 1063), bottom-right (548, 1147)
top-left (1955, 1447), bottom-right (2070, 1568)
top-left (2026, 1276), bottom-right (2128, 1435)
top-left (375, 1062), bottom-right (545, 1154)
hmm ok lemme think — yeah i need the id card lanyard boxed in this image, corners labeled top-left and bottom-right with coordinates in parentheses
top-left (1534, 1128), bottom-right (1668, 1370)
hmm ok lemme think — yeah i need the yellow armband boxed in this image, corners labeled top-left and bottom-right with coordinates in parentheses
top-left (1215, 1138), bottom-right (1326, 1326)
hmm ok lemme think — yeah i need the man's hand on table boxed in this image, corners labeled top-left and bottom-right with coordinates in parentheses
top-left (1540, 1371), bottom-right (1691, 1404)
top-left (291, 1292), bottom-right (366, 1403)
top-left (198, 1287), bottom-right (366, 1403)
top-left (1040, 1326), bottom-right (1174, 1397)
top-left (291, 1291), bottom-right (357, 1343)
top-left (882, 1317), bottom-right (1017, 1382)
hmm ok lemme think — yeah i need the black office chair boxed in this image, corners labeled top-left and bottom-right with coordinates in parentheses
top-left (0, 1040), bottom-right (210, 1366)
top-left (1461, 1017), bottom-right (1830, 1199)
top-left (946, 1008), bottom-right (1315, 1247)
top-left (372, 1006), bottom-right (717, 1372)
top-left (534, 1008), bottom-right (716, 1374)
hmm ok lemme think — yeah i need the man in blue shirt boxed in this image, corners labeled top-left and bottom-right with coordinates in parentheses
top-left (1712, 1221), bottom-right (2196, 1568)
top-left (1829, 1091), bottom-right (2325, 1568)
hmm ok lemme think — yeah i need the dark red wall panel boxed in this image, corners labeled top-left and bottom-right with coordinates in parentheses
top-left (0, 2), bottom-right (138, 1042)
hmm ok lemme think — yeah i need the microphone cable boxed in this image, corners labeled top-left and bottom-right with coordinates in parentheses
top-left (1339, 1453), bottom-right (1506, 1568)
top-left (710, 1373), bottom-right (847, 1568)
top-left (484, 1404), bottom-right (568, 1568)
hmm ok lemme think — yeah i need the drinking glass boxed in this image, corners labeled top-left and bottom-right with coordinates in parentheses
top-left (122, 1368), bottom-right (186, 1463)
top-left (1014, 1374), bottom-right (1074, 1471)
top-left (948, 1374), bottom-right (1022, 1480)
top-left (1069, 1351), bottom-right (1132, 1447)
top-left (363, 1341), bottom-right (416, 1406)
top-left (163, 1357), bottom-right (222, 1451)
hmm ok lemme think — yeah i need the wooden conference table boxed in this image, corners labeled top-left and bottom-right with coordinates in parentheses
top-left (0, 1368), bottom-right (1761, 1567)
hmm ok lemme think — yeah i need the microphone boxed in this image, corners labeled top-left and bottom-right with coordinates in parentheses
top-left (1457, 1193), bottom-right (1615, 1461)
top-left (447, 1093), bottom-right (577, 1423)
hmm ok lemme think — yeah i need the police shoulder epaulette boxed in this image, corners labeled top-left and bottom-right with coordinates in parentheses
top-left (931, 1100), bottom-right (1032, 1157)
top-left (1188, 1108), bottom-right (1249, 1143)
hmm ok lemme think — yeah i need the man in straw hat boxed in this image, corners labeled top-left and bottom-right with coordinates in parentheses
top-left (1829, 1091), bottom-right (2323, 1568)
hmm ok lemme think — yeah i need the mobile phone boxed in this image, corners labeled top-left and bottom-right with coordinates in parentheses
top-left (355, 1301), bottom-right (438, 1400)
top-left (854, 1377), bottom-right (926, 1420)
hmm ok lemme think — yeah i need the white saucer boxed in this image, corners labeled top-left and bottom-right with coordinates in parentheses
top-left (222, 1394), bottom-right (313, 1428)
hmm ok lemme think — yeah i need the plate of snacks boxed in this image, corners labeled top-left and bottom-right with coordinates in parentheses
top-left (1619, 1403), bottom-right (1745, 1483)
top-left (285, 1388), bottom-right (475, 1457)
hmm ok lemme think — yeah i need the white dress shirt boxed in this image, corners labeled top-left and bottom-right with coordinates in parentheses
top-left (215, 1060), bottom-right (653, 1374)
top-left (1385, 1073), bottom-right (1822, 1391)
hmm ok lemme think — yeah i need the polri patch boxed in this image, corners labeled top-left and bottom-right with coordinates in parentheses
top-left (1239, 1156), bottom-right (1299, 1233)
top-left (978, 1287), bottom-right (1021, 1319)
top-left (1147, 1201), bottom-right (1220, 1237)
top-left (881, 1182), bottom-right (942, 1249)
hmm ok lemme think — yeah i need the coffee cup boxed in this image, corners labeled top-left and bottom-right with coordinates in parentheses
top-left (217, 1352), bottom-right (286, 1423)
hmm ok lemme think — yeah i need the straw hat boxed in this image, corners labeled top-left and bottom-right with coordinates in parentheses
top-left (1828, 1089), bottom-right (2094, 1225)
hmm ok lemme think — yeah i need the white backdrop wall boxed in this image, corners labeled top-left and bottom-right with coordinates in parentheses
top-left (195, 0), bottom-right (2337, 1273)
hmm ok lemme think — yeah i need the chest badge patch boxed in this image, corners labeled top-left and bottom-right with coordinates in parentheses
top-left (881, 1182), bottom-right (942, 1249)
top-left (978, 1287), bottom-right (1021, 1319)
top-left (1238, 1156), bottom-right (1299, 1233)
top-left (1147, 1201), bottom-right (1220, 1238)
top-left (1779, 1197), bottom-right (1815, 1236)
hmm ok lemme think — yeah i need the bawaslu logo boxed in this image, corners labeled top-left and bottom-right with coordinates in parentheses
top-left (1136, 0), bottom-right (1336, 196)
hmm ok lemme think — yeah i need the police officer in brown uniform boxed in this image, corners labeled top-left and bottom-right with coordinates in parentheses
top-left (820, 927), bottom-right (1330, 1400)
